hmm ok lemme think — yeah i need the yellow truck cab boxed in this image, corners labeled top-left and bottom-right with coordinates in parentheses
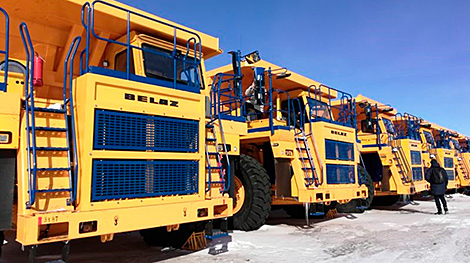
top-left (208, 58), bottom-right (369, 230)
top-left (352, 95), bottom-right (429, 205)
top-left (0, 0), bottom-right (233, 259)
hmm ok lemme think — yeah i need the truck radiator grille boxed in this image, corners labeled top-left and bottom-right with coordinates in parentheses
top-left (412, 167), bottom-right (424, 181)
top-left (91, 159), bottom-right (198, 201)
top-left (326, 164), bottom-right (355, 184)
top-left (94, 109), bottom-right (199, 152)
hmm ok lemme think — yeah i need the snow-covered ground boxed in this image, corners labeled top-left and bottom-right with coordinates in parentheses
top-left (2, 194), bottom-right (470, 263)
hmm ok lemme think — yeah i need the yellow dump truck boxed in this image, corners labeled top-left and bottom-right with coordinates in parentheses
top-left (208, 58), bottom-right (370, 230)
top-left (0, 0), bottom-right (234, 260)
top-left (419, 121), bottom-right (464, 191)
top-left (349, 95), bottom-right (429, 205)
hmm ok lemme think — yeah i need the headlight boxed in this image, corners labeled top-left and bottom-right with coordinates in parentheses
top-left (0, 132), bottom-right (11, 144)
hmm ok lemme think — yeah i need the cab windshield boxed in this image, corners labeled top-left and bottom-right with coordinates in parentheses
top-left (307, 98), bottom-right (332, 120)
top-left (141, 44), bottom-right (202, 88)
top-left (423, 131), bottom-right (435, 146)
top-left (451, 139), bottom-right (461, 151)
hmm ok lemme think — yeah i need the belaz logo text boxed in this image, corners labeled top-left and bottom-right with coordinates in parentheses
top-left (331, 130), bottom-right (347, 136)
top-left (125, 93), bottom-right (179, 107)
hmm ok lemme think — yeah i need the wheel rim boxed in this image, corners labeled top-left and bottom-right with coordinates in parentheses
top-left (233, 176), bottom-right (245, 214)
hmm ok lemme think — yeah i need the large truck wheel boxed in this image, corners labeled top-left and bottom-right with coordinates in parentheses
top-left (232, 154), bottom-right (271, 231)
top-left (337, 166), bottom-right (374, 213)
top-left (139, 221), bottom-right (205, 248)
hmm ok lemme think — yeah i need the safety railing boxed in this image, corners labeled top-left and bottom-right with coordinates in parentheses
top-left (63, 37), bottom-right (81, 205)
top-left (204, 121), bottom-right (231, 194)
top-left (462, 140), bottom-right (470, 153)
top-left (310, 84), bottom-right (356, 128)
top-left (291, 97), bottom-right (322, 186)
top-left (373, 104), bottom-right (382, 149)
top-left (20, 21), bottom-right (80, 208)
top-left (393, 113), bottom-right (405, 139)
top-left (394, 113), bottom-right (421, 141)
top-left (457, 151), bottom-right (470, 180)
top-left (0, 7), bottom-right (9, 92)
top-left (80, 1), bottom-right (203, 92)
top-left (435, 130), bottom-right (452, 149)
top-left (20, 22), bottom-right (38, 208)
top-left (404, 113), bottom-right (421, 141)
top-left (391, 138), bottom-right (412, 184)
top-left (291, 97), bottom-right (306, 130)
top-left (210, 73), bottom-right (245, 122)
top-left (207, 68), bottom-right (244, 193)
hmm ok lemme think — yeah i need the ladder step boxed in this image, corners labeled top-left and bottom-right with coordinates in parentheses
top-left (219, 101), bottom-right (234, 106)
top-left (208, 152), bottom-right (219, 155)
top-left (206, 124), bottom-right (214, 128)
top-left (32, 107), bottom-right (66, 114)
top-left (33, 127), bottom-right (67, 132)
top-left (207, 166), bottom-right (223, 170)
top-left (36, 188), bottom-right (72, 193)
top-left (35, 147), bottom-right (69, 151)
top-left (297, 147), bottom-right (307, 150)
top-left (206, 180), bottom-right (225, 184)
top-left (219, 88), bottom-right (232, 93)
top-left (37, 167), bottom-right (71, 172)
top-left (299, 157), bottom-right (311, 160)
top-left (206, 138), bottom-right (217, 142)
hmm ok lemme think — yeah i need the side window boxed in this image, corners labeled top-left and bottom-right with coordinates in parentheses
top-left (451, 140), bottom-right (460, 151)
top-left (361, 119), bottom-right (375, 134)
top-left (115, 49), bottom-right (135, 74)
top-left (307, 98), bottom-right (332, 120)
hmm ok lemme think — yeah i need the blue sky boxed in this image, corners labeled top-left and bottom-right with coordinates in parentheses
top-left (121, 0), bottom-right (470, 135)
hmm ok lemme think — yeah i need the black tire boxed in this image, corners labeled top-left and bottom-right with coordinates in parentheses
top-left (337, 166), bottom-right (374, 213)
top-left (233, 154), bottom-right (271, 231)
top-left (139, 221), bottom-right (205, 248)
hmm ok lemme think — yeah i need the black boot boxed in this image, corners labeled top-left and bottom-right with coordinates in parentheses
top-left (435, 210), bottom-right (442, 215)
top-left (444, 208), bottom-right (448, 214)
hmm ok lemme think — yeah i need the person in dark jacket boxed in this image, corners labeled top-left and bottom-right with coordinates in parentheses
top-left (425, 159), bottom-right (449, 214)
